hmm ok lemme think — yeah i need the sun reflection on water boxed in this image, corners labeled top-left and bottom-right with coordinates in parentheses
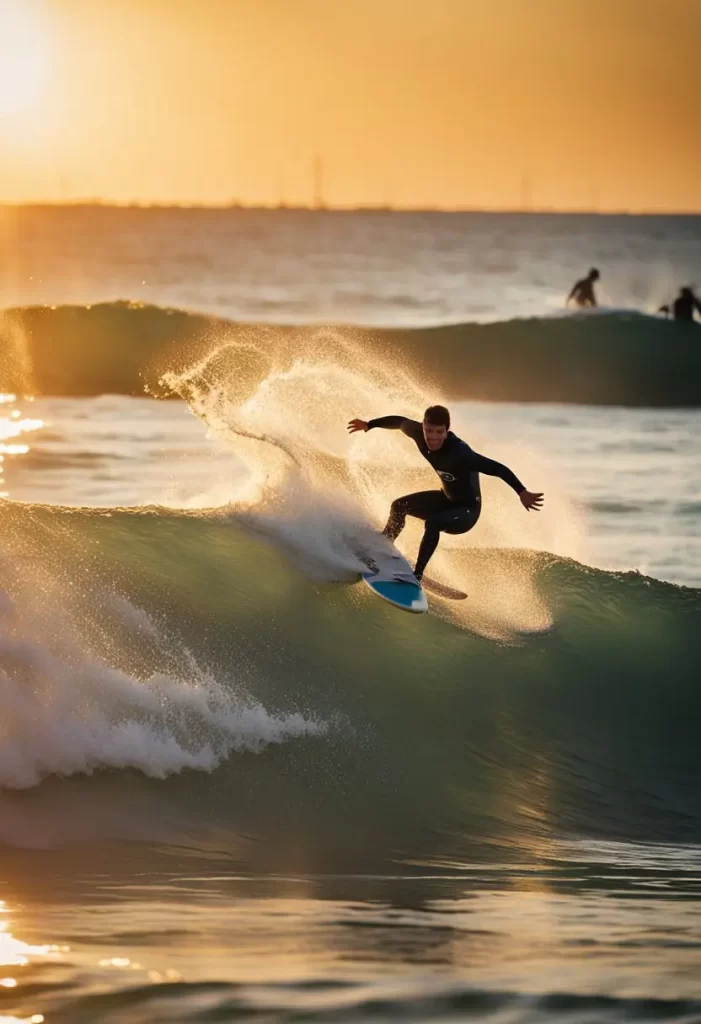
top-left (0, 895), bottom-right (188, 1021)
top-left (0, 394), bottom-right (44, 497)
top-left (0, 900), bottom-right (66, 1024)
top-left (0, 1016), bottom-right (44, 1023)
top-left (0, 910), bottom-right (55, 967)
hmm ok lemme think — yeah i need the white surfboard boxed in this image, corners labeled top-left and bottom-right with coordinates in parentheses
top-left (357, 544), bottom-right (428, 615)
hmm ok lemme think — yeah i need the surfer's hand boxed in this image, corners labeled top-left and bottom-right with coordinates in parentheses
top-left (347, 418), bottom-right (369, 433)
top-left (520, 490), bottom-right (544, 511)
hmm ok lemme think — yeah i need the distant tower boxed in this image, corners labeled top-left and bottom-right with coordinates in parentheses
top-left (520, 173), bottom-right (532, 212)
top-left (312, 155), bottom-right (324, 210)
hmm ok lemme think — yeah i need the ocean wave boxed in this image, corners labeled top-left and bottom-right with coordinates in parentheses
top-left (1, 300), bottom-right (699, 406)
top-left (35, 976), bottom-right (701, 1023)
top-left (0, 500), bottom-right (698, 868)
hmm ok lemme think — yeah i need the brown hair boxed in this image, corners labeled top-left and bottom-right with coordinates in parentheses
top-left (423, 405), bottom-right (450, 429)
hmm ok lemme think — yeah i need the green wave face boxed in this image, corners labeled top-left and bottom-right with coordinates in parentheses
top-left (0, 500), bottom-right (698, 872)
top-left (1, 300), bottom-right (700, 405)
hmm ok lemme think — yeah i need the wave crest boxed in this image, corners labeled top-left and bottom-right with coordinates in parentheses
top-left (1, 300), bottom-right (699, 405)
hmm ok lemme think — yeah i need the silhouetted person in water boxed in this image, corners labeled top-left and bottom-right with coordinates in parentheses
top-left (659, 287), bottom-right (701, 323)
top-left (567, 268), bottom-right (600, 308)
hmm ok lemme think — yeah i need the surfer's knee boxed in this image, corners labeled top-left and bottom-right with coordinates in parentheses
top-left (389, 496), bottom-right (409, 520)
top-left (442, 505), bottom-right (481, 536)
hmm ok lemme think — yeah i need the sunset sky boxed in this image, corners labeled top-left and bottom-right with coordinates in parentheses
top-left (0, 0), bottom-right (699, 211)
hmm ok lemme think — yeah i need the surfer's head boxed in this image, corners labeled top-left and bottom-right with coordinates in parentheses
top-left (588, 267), bottom-right (600, 280)
top-left (423, 405), bottom-right (450, 450)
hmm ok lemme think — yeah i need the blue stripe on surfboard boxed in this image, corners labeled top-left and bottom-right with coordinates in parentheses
top-left (361, 574), bottom-right (428, 614)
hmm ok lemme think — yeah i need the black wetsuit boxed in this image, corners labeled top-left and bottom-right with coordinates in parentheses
top-left (367, 416), bottom-right (525, 578)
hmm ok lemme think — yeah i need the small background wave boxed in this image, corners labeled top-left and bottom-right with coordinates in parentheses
top-left (1, 301), bottom-right (699, 405)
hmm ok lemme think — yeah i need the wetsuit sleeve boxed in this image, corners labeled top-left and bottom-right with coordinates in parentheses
top-left (464, 451), bottom-right (525, 495)
top-left (367, 416), bottom-right (423, 442)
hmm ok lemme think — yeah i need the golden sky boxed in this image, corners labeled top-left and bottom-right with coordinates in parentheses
top-left (1, 0), bottom-right (699, 211)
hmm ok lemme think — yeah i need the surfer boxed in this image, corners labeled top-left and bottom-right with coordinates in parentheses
top-left (347, 405), bottom-right (543, 582)
top-left (659, 287), bottom-right (701, 323)
top-left (566, 267), bottom-right (600, 308)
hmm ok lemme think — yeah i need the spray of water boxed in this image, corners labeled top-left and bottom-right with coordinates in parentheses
top-left (162, 327), bottom-right (588, 638)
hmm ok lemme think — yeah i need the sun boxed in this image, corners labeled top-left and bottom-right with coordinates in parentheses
top-left (0, 0), bottom-right (48, 119)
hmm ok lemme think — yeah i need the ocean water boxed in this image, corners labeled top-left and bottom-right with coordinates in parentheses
top-left (1, 206), bottom-right (701, 325)
top-left (0, 208), bottom-right (700, 1023)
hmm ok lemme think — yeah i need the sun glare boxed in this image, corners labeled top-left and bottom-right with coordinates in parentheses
top-left (0, 0), bottom-right (48, 119)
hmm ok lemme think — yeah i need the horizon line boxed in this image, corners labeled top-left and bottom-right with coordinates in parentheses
top-left (1, 200), bottom-right (701, 216)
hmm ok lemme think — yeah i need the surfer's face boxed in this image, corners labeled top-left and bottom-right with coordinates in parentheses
top-left (423, 420), bottom-right (448, 450)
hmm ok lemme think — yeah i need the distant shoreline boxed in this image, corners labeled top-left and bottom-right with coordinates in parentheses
top-left (1, 202), bottom-right (701, 217)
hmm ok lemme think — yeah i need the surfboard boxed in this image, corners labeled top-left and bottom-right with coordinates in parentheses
top-left (357, 547), bottom-right (428, 615)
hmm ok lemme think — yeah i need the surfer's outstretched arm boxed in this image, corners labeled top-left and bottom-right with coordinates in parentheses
top-left (466, 451), bottom-right (544, 511)
top-left (465, 451), bottom-right (525, 494)
top-left (347, 416), bottom-right (422, 440)
top-left (367, 415), bottom-right (407, 429)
